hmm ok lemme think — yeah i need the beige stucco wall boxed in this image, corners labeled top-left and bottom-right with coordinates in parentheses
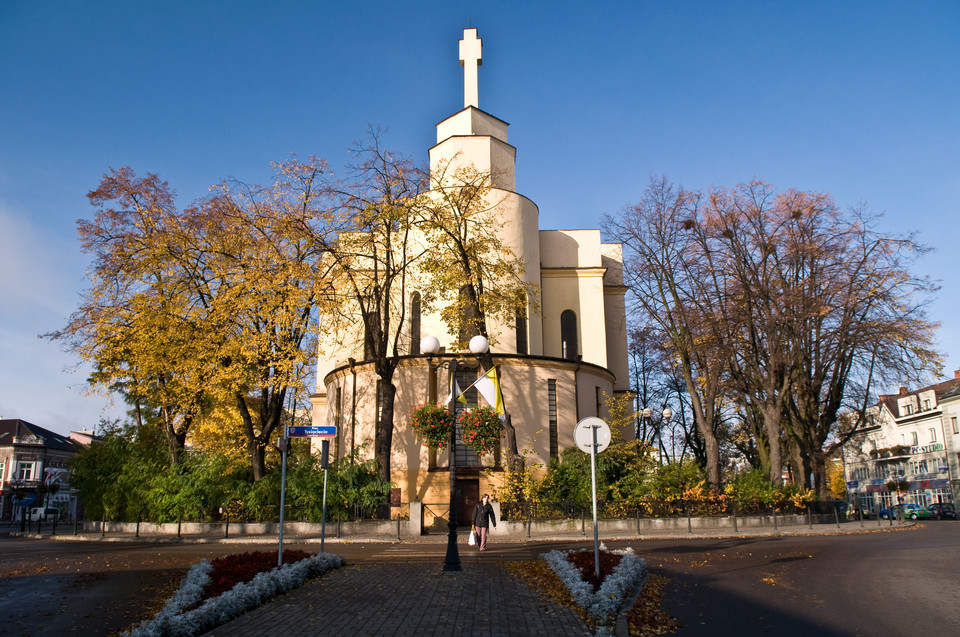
top-left (316, 355), bottom-right (615, 503)
top-left (435, 107), bottom-right (508, 144)
top-left (540, 266), bottom-right (608, 369)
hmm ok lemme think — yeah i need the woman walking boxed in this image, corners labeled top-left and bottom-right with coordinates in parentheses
top-left (471, 494), bottom-right (497, 551)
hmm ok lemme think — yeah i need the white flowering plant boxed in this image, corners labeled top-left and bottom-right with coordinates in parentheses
top-left (541, 546), bottom-right (646, 636)
top-left (122, 551), bottom-right (344, 637)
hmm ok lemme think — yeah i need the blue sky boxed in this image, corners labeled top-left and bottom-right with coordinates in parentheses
top-left (2, 1), bottom-right (958, 436)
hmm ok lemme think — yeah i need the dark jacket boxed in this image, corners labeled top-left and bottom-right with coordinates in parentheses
top-left (472, 502), bottom-right (497, 528)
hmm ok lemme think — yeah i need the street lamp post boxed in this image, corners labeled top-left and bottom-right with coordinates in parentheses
top-left (638, 407), bottom-right (673, 462)
top-left (420, 334), bottom-right (490, 573)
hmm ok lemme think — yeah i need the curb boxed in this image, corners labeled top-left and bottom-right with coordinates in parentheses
top-left (6, 521), bottom-right (917, 545)
top-left (615, 569), bottom-right (650, 637)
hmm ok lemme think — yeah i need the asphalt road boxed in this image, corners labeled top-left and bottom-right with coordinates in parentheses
top-left (1, 523), bottom-right (957, 636)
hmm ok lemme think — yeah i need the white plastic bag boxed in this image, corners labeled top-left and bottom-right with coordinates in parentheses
top-left (468, 529), bottom-right (476, 546)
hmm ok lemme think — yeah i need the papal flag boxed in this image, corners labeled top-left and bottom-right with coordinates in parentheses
top-left (459, 366), bottom-right (504, 415)
top-left (443, 378), bottom-right (463, 407)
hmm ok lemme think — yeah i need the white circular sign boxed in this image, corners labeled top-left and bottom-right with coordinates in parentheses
top-left (574, 417), bottom-right (611, 454)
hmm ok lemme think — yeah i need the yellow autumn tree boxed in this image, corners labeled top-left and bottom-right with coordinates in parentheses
top-left (414, 160), bottom-right (539, 471)
top-left (50, 157), bottom-right (340, 479)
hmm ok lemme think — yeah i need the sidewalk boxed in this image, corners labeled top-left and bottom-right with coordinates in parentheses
top-left (204, 561), bottom-right (594, 637)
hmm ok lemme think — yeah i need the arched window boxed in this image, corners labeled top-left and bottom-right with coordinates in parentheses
top-left (410, 292), bottom-right (421, 355)
top-left (560, 309), bottom-right (578, 361)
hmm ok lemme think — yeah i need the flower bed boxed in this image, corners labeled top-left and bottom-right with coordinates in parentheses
top-left (541, 546), bottom-right (646, 636)
top-left (123, 550), bottom-right (344, 637)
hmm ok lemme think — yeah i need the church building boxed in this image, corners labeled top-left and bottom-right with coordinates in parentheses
top-left (310, 28), bottom-right (629, 520)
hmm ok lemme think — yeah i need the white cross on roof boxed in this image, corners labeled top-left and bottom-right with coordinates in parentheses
top-left (459, 28), bottom-right (482, 109)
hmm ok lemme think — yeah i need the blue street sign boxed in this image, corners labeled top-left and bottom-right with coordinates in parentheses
top-left (846, 480), bottom-right (858, 488)
top-left (288, 425), bottom-right (337, 437)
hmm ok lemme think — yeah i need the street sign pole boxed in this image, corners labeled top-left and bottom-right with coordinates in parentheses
top-left (574, 417), bottom-right (611, 578)
top-left (320, 439), bottom-right (330, 553)
top-left (590, 424), bottom-right (600, 576)
top-left (277, 426), bottom-right (289, 567)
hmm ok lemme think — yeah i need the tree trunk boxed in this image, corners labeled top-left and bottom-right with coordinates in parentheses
top-left (502, 413), bottom-right (524, 474)
top-left (249, 438), bottom-right (267, 482)
top-left (375, 381), bottom-right (397, 485)
top-left (762, 405), bottom-right (783, 486)
top-left (701, 425), bottom-right (721, 491)
top-left (236, 392), bottom-right (268, 481)
top-left (811, 450), bottom-right (829, 500)
top-left (161, 408), bottom-right (187, 466)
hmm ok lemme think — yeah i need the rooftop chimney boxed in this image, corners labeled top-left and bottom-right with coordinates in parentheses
top-left (898, 386), bottom-right (909, 396)
top-left (954, 369), bottom-right (960, 380)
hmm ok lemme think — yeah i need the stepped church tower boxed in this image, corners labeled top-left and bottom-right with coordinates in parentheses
top-left (310, 28), bottom-right (629, 519)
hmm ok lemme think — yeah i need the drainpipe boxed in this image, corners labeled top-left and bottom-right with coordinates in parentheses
top-left (574, 355), bottom-right (583, 422)
top-left (349, 358), bottom-right (357, 465)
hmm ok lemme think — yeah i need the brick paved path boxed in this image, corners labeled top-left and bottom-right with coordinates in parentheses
top-left (204, 562), bottom-right (592, 636)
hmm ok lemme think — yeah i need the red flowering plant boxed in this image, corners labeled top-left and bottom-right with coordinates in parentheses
top-left (409, 402), bottom-right (455, 450)
top-left (201, 550), bottom-right (311, 602)
top-left (459, 406), bottom-right (503, 456)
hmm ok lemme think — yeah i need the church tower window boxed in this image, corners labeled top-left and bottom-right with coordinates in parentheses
top-left (561, 310), bottom-right (578, 360)
top-left (548, 379), bottom-right (558, 460)
top-left (410, 292), bottom-right (421, 355)
top-left (515, 305), bottom-right (528, 355)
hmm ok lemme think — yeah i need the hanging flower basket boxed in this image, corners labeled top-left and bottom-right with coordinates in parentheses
top-left (459, 406), bottom-right (503, 456)
top-left (409, 403), bottom-right (455, 450)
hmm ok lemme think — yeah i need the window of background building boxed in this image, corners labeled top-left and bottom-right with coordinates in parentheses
top-left (17, 461), bottom-right (36, 481)
top-left (548, 379), bottom-right (558, 460)
top-left (878, 492), bottom-right (892, 510)
top-left (931, 488), bottom-right (952, 504)
top-left (904, 404), bottom-right (914, 415)
top-left (953, 416), bottom-right (959, 435)
top-left (929, 427), bottom-right (938, 443)
top-left (911, 431), bottom-right (919, 445)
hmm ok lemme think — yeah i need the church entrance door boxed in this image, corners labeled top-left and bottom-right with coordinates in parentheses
top-left (456, 479), bottom-right (479, 528)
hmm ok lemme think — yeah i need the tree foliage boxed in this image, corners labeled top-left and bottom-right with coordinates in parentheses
top-left (50, 158), bottom-right (337, 478)
top-left (607, 177), bottom-right (940, 495)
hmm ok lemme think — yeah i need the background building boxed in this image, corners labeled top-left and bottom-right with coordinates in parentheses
top-left (842, 372), bottom-right (960, 515)
top-left (0, 419), bottom-right (92, 521)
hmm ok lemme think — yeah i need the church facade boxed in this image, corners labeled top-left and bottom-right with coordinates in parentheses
top-left (310, 29), bottom-right (629, 518)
